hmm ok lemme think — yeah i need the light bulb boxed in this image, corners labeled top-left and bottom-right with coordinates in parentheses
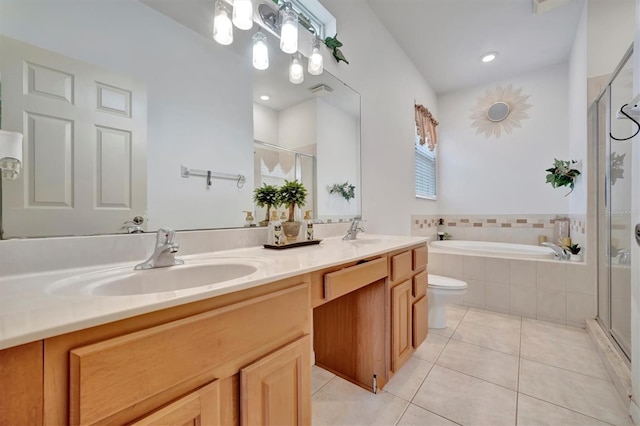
top-left (252, 31), bottom-right (269, 70)
top-left (232, 0), bottom-right (253, 30)
top-left (307, 39), bottom-right (323, 75)
top-left (280, 2), bottom-right (298, 54)
top-left (289, 53), bottom-right (304, 84)
top-left (213, 0), bottom-right (233, 45)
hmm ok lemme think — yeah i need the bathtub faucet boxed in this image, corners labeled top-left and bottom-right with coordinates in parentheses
top-left (541, 242), bottom-right (570, 260)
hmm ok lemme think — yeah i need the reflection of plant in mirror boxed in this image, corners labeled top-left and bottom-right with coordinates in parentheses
top-left (545, 159), bottom-right (581, 196)
top-left (566, 243), bottom-right (581, 255)
top-left (611, 152), bottom-right (625, 185)
top-left (324, 34), bottom-right (349, 64)
top-left (329, 181), bottom-right (356, 202)
top-left (278, 179), bottom-right (308, 222)
top-left (253, 184), bottom-right (281, 223)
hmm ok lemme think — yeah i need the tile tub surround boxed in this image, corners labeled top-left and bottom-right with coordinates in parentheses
top-left (429, 251), bottom-right (595, 326)
top-left (312, 306), bottom-right (632, 426)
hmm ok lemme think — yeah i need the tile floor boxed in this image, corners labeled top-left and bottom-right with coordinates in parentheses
top-left (311, 305), bottom-right (633, 426)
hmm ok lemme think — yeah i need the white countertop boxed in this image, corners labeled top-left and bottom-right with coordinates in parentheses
top-left (0, 234), bottom-right (427, 350)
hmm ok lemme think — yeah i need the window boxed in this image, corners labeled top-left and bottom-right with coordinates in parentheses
top-left (415, 129), bottom-right (436, 199)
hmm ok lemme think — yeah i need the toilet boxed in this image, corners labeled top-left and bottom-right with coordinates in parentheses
top-left (428, 274), bottom-right (468, 329)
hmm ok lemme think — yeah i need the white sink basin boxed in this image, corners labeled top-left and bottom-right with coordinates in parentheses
top-left (48, 260), bottom-right (260, 296)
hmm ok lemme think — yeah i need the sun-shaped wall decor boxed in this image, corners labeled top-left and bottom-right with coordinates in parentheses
top-left (469, 84), bottom-right (532, 139)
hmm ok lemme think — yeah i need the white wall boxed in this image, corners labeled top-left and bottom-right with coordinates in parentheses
top-left (253, 103), bottom-right (279, 146)
top-left (0, 0), bottom-right (254, 231)
top-left (279, 99), bottom-right (318, 151)
top-left (436, 63), bottom-right (571, 215)
top-left (318, 0), bottom-right (439, 235)
top-left (317, 98), bottom-right (360, 219)
top-left (588, 0), bottom-right (635, 78)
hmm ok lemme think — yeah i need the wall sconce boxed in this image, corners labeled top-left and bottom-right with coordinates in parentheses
top-left (232, 0), bottom-right (253, 30)
top-left (213, 0), bottom-right (234, 45)
top-left (289, 53), bottom-right (304, 84)
top-left (0, 130), bottom-right (23, 239)
top-left (307, 36), bottom-right (323, 75)
top-left (252, 31), bottom-right (269, 70)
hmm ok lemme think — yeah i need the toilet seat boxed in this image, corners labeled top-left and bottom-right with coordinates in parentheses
top-left (428, 274), bottom-right (468, 290)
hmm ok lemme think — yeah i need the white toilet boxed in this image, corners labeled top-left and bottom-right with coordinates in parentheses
top-left (428, 274), bottom-right (468, 329)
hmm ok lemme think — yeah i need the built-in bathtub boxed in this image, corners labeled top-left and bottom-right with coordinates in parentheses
top-left (428, 240), bottom-right (594, 327)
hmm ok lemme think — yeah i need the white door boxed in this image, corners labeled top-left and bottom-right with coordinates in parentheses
top-left (0, 35), bottom-right (147, 238)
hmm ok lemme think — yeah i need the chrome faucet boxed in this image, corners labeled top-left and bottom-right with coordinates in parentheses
top-left (134, 228), bottom-right (184, 270)
top-left (541, 242), bottom-right (570, 261)
top-left (343, 218), bottom-right (365, 240)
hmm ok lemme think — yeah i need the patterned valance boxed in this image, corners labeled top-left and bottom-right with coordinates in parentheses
top-left (415, 103), bottom-right (439, 151)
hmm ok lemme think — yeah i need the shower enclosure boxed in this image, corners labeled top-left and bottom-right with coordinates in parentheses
top-left (594, 45), bottom-right (634, 360)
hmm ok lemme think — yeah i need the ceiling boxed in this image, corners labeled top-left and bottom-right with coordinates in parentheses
top-left (364, 0), bottom-right (585, 94)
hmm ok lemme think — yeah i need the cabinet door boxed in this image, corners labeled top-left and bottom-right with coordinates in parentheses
top-left (412, 295), bottom-right (428, 349)
top-left (241, 335), bottom-right (311, 426)
top-left (392, 280), bottom-right (413, 372)
top-left (130, 380), bottom-right (221, 426)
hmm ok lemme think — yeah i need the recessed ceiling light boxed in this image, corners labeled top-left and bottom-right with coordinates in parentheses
top-left (260, 95), bottom-right (270, 101)
top-left (481, 52), bottom-right (498, 63)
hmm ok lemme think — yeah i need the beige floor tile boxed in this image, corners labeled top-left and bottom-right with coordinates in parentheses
top-left (517, 394), bottom-right (611, 426)
top-left (312, 377), bottom-right (409, 426)
top-left (521, 318), bottom-right (593, 349)
top-left (521, 334), bottom-right (610, 380)
top-left (446, 303), bottom-right (468, 320)
top-left (396, 403), bottom-right (459, 426)
top-left (312, 365), bottom-right (335, 395)
top-left (519, 359), bottom-right (632, 425)
top-left (413, 365), bottom-right (517, 425)
top-left (383, 357), bottom-right (433, 401)
top-left (414, 333), bottom-right (449, 362)
top-left (452, 321), bottom-right (521, 356)
top-left (462, 307), bottom-right (522, 331)
top-left (436, 339), bottom-right (519, 390)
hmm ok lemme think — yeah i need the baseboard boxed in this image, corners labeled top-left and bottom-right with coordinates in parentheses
top-left (585, 319), bottom-right (632, 410)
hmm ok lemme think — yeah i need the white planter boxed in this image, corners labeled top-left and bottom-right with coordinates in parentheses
top-left (570, 254), bottom-right (583, 262)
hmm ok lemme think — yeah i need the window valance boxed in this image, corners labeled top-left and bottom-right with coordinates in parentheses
top-left (415, 103), bottom-right (439, 151)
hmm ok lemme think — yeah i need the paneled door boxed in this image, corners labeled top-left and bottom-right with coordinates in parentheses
top-left (0, 35), bottom-right (147, 237)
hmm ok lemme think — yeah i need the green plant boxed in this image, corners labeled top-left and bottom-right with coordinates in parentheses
top-left (278, 179), bottom-right (308, 222)
top-left (324, 34), bottom-right (349, 64)
top-left (329, 181), bottom-right (356, 202)
top-left (253, 184), bottom-right (281, 223)
top-left (567, 243), bottom-right (581, 255)
top-left (545, 159), bottom-right (581, 196)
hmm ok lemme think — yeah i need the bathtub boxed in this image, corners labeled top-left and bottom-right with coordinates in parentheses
top-left (430, 240), bottom-right (555, 260)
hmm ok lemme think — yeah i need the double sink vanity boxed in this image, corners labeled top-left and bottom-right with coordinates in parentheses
top-left (0, 233), bottom-right (428, 425)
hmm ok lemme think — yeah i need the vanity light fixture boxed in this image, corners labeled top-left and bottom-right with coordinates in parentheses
top-left (307, 37), bottom-right (323, 75)
top-left (289, 52), bottom-right (304, 84)
top-left (260, 95), bottom-right (270, 101)
top-left (481, 52), bottom-right (498, 63)
top-left (252, 31), bottom-right (269, 70)
top-left (232, 0), bottom-right (253, 30)
top-left (213, 0), bottom-right (234, 45)
top-left (279, 2), bottom-right (298, 54)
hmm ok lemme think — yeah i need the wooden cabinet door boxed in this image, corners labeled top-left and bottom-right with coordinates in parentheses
top-left (412, 295), bottom-right (428, 349)
top-left (392, 280), bottom-right (413, 372)
top-left (241, 335), bottom-right (311, 426)
top-left (130, 380), bottom-right (221, 426)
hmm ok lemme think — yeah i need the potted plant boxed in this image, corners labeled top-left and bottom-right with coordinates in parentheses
top-left (278, 179), bottom-right (308, 241)
top-left (545, 159), bottom-right (581, 196)
top-left (567, 243), bottom-right (582, 262)
top-left (253, 184), bottom-right (280, 227)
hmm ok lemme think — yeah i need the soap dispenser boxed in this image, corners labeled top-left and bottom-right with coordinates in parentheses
top-left (268, 210), bottom-right (284, 246)
top-left (243, 211), bottom-right (256, 227)
top-left (304, 210), bottom-right (314, 241)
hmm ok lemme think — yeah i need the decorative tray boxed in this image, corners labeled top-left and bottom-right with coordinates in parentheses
top-left (264, 239), bottom-right (322, 250)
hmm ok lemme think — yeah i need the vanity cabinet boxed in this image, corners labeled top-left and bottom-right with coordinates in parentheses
top-left (389, 245), bottom-right (428, 373)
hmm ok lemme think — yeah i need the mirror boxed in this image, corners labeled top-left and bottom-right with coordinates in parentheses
top-left (487, 102), bottom-right (510, 122)
top-left (0, 0), bottom-right (361, 238)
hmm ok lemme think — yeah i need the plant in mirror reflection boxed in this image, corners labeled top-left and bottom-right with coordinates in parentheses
top-left (253, 184), bottom-right (281, 224)
top-left (610, 152), bottom-right (625, 185)
top-left (329, 181), bottom-right (355, 202)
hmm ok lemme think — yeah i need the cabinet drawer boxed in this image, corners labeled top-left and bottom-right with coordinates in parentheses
top-left (324, 257), bottom-right (387, 301)
top-left (413, 270), bottom-right (427, 299)
top-left (69, 283), bottom-right (309, 426)
top-left (391, 251), bottom-right (412, 282)
top-left (413, 245), bottom-right (428, 271)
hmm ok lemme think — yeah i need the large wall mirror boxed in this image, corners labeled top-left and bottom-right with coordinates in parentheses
top-left (0, 0), bottom-right (361, 238)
